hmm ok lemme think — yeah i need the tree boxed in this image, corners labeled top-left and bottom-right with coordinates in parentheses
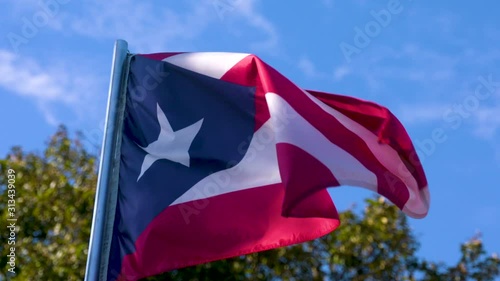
top-left (0, 126), bottom-right (97, 280)
top-left (0, 127), bottom-right (499, 280)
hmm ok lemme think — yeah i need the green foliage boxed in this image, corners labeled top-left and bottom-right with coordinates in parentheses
top-left (0, 127), bottom-right (498, 280)
top-left (323, 197), bottom-right (419, 281)
top-left (0, 126), bottom-right (97, 280)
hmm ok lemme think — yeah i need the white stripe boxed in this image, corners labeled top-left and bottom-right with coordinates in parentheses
top-left (171, 93), bottom-right (377, 206)
top-left (163, 52), bottom-right (250, 79)
top-left (266, 93), bottom-right (378, 189)
top-left (302, 90), bottom-right (428, 217)
top-left (403, 186), bottom-right (430, 218)
top-left (170, 118), bottom-right (281, 206)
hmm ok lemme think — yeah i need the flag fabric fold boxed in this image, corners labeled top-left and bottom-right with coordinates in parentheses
top-left (107, 52), bottom-right (429, 281)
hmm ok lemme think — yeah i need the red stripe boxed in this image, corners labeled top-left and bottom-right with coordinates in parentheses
top-left (221, 56), bottom-right (415, 209)
top-left (277, 143), bottom-right (340, 218)
top-left (308, 90), bottom-right (427, 190)
top-left (118, 184), bottom-right (339, 280)
top-left (133, 54), bottom-right (411, 203)
top-left (267, 70), bottom-right (410, 209)
top-left (220, 55), bottom-right (273, 132)
top-left (115, 53), bottom-right (427, 279)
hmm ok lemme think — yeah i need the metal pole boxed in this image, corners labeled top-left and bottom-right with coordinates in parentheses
top-left (85, 39), bottom-right (130, 281)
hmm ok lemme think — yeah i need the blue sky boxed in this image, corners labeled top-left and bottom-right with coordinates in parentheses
top-left (1, 0), bottom-right (499, 266)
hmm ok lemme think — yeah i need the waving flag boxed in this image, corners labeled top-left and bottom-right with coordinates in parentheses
top-left (101, 51), bottom-right (429, 280)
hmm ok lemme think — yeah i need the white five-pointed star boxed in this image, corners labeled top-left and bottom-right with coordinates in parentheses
top-left (136, 103), bottom-right (204, 181)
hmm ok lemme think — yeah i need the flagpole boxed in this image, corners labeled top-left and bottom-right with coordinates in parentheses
top-left (85, 39), bottom-right (130, 281)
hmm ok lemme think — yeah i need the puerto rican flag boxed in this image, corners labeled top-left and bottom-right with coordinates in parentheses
top-left (107, 52), bottom-right (430, 280)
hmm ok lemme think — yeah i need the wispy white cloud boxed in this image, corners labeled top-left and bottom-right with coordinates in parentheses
top-left (396, 92), bottom-right (500, 142)
top-left (5, 0), bottom-right (280, 54)
top-left (341, 32), bottom-right (500, 139)
top-left (4, 0), bottom-right (70, 42)
top-left (297, 57), bottom-right (317, 78)
top-left (396, 104), bottom-right (448, 125)
top-left (298, 57), bottom-right (352, 81)
top-left (68, 0), bottom-right (213, 52)
top-left (14, 0), bottom-right (280, 55)
top-left (0, 49), bottom-right (105, 126)
top-left (347, 43), bottom-right (458, 89)
top-left (333, 65), bottom-right (351, 81)
top-left (297, 56), bottom-right (328, 79)
top-left (473, 106), bottom-right (500, 139)
top-left (222, 0), bottom-right (280, 53)
top-left (2, 0), bottom-right (282, 128)
top-left (0, 50), bottom-right (66, 102)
